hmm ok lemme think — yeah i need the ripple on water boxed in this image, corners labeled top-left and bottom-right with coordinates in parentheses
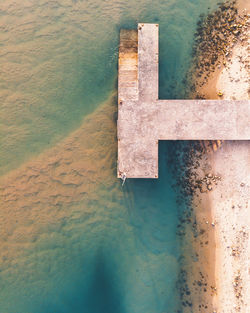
top-left (0, 0), bottom-right (221, 312)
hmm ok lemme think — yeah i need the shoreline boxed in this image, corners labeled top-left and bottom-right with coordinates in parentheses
top-left (191, 0), bottom-right (250, 312)
top-left (177, 1), bottom-right (250, 312)
top-left (176, 147), bottom-right (218, 313)
top-left (172, 141), bottom-right (218, 312)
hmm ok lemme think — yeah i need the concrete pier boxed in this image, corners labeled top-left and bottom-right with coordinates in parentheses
top-left (117, 23), bottom-right (250, 179)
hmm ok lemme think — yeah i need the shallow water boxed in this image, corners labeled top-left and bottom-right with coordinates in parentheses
top-left (0, 0), bottom-right (221, 312)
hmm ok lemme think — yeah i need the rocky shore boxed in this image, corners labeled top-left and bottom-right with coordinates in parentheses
top-left (168, 141), bottom-right (217, 313)
top-left (173, 1), bottom-right (249, 312)
top-left (186, 0), bottom-right (249, 99)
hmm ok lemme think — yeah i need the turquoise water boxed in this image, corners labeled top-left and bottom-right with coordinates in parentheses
top-left (0, 0), bottom-right (221, 312)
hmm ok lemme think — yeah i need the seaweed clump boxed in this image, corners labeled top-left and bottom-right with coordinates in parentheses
top-left (187, 0), bottom-right (249, 98)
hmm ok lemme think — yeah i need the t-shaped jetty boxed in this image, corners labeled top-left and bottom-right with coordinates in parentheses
top-left (117, 23), bottom-right (250, 179)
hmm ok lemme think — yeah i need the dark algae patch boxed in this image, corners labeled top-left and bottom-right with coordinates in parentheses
top-left (186, 0), bottom-right (249, 99)
top-left (166, 140), bottom-right (221, 313)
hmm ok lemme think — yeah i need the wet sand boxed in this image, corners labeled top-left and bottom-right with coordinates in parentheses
top-left (174, 143), bottom-right (218, 313)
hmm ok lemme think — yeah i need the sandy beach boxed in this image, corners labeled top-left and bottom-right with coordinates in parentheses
top-left (210, 141), bottom-right (250, 313)
top-left (209, 8), bottom-right (250, 309)
top-left (216, 4), bottom-right (249, 101)
top-left (192, 1), bottom-right (250, 312)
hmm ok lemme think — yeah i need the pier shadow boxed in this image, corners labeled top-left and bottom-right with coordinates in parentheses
top-left (83, 249), bottom-right (125, 313)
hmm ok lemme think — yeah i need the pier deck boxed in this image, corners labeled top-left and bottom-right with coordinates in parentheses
top-left (117, 23), bottom-right (250, 179)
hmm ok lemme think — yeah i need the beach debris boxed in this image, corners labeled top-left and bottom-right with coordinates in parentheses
top-left (211, 221), bottom-right (215, 227)
top-left (231, 246), bottom-right (240, 257)
top-left (196, 173), bottom-right (221, 193)
top-left (217, 91), bottom-right (223, 97)
top-left (233, 271), bottom-right (243, 301)
top-left (240, 182), bottom-right (245, 187)
top-left (211, 285), bottom-right (217, 295)
top-left (207, 184), bottom-right (213, 191)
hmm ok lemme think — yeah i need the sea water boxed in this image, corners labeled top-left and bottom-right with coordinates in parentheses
top-left (0, 0), bottom-right (221, 312)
